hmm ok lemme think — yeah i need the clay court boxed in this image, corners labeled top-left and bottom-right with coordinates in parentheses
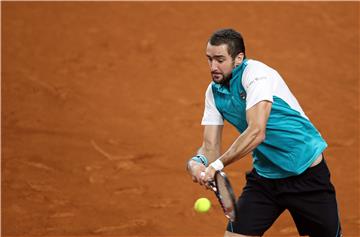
top-left (2, 2), bottom-right (359, 236)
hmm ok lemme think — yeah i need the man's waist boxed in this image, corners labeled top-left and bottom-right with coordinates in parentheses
top-left (252, 148), bottom-right (326, 179)
top-left (309, 153), bottom-right (323, 168)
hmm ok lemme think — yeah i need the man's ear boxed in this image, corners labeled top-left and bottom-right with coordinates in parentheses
top-left (234, 53), bottom-right (245, 66)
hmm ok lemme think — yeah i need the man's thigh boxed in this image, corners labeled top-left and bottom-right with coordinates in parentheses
top-left (287, 188), bottom-right (341, 237)
top-left (227, 170), bottom-right (284, 236)
top-left (281, 160), bottom-right (342, 237)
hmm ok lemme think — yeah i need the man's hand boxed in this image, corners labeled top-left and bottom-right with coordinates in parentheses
top-left (187, 160), bottom-right (207, 185)
top-left (201, 165), bottom-right (217, 188)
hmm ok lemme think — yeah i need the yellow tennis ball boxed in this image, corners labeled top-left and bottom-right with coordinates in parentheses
top-left (194, 197), bottom-right (211, 213)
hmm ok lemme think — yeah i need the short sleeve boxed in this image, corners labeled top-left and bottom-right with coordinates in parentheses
top-left (242, 63), bottom-right (274, 110)
top-left (201, 83), bottom-right (224, 125)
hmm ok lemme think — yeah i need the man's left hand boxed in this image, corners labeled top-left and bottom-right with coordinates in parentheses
top-left (201, 165), bottom-right (217, 188)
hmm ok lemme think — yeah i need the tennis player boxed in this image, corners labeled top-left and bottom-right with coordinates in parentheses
top-left (186, 28), bottom-right (342, 237)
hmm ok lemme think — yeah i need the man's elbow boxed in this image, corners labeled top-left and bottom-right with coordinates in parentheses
top-left (250, 126), bottom-right (266, 144)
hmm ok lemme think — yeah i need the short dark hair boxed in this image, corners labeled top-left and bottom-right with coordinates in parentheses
top-left (208, 28), bottom-right (246, 59)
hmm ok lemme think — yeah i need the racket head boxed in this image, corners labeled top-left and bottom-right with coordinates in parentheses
top-left (214, 171), bottom-right (237, 222)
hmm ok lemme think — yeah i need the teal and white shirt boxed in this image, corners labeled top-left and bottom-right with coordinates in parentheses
top-left (201, 59), bottom-right (327, 179)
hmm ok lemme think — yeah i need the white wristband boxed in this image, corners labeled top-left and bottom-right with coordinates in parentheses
top-left (210, 159), bottom-right (224, 171)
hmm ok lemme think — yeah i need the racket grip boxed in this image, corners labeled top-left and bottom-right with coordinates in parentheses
top-left (201, 172), bottom-right (217, 191)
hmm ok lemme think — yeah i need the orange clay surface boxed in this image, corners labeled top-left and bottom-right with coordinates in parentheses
top-left (2, 2), bottom-right (359, 237)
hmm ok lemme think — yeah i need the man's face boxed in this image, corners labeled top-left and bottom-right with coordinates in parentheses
top-left (206, 43), bottom-right (235, 84)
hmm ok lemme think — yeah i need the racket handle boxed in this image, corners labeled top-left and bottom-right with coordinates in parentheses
top-left (200, 172), bottom-right (217, 191)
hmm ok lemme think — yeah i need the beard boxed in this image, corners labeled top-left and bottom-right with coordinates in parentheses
top-left (211, 71), bottom-right (233, 85)
top-left (211, 61), bottom-right (235, 85)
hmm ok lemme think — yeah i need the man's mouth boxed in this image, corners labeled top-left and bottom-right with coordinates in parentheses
top-left (212, 73), bottom-right (222, 78)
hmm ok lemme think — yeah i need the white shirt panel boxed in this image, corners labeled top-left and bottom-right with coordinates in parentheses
top-left (201, 83), bottom-right (224, 125)
top-left (243, 60), bottom-right (307, 118)
top-left (242, 60), bottom-right (274, 110)
top-left (271, 69), bottom-right (308, 119)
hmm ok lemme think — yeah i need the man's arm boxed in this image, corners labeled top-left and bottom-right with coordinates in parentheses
top-left (203, 101), bottom-right (272, 179)
top-left (198, 125), bottom-right (223, 162)
top-left (220, 100), bottom-right (271, 166)
top-left (187, 125), bottom-right (223, 184)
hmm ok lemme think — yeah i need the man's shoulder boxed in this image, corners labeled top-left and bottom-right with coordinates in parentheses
top-left (205, 82), bottom-right (214, 96)
top-left (245, 59), bottom-right (272, 72)
top-left (242, 59), bottom-right (278, 81)
top-left (205, 82), bottom-right (214, 91)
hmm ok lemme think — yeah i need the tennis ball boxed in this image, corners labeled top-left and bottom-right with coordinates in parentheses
top-left (194, 197), bottom-right (211, 213)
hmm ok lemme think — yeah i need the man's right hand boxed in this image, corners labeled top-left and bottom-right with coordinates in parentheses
top-left (187, 160), bottom-right (207, 186)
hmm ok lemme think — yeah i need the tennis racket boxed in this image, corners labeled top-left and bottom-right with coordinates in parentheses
top-left (201, 171), bottom-right (238, 222)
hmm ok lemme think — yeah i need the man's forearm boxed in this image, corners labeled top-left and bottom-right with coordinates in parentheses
top-left (197, 144), bottom-right (221, 164)
top-left (218, 127), bottom-right (265, 167)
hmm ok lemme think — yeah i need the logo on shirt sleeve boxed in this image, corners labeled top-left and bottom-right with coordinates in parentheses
top-left (247, 76), bottom-right (267, 89)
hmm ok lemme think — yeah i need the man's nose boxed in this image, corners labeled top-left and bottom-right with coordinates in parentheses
top-left (210, 61), bottom-right (219, 72)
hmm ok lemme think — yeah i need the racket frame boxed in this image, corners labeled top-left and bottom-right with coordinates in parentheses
top-left (209, 171), bottom-right (238, 222)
